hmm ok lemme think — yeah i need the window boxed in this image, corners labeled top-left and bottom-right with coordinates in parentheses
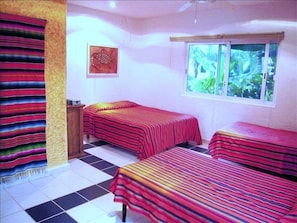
top-left (186, 42), bottom-right (279, 104)
top-left (170, 32), bottom-right (284, 105)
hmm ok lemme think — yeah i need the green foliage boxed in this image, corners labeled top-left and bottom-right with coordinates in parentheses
top-left (187, 43), bottom-right (278, 102)
top-left (187, 75), bottom-right (216, 94)
top-left (227, 72), bottom-right (262, 99)
top-left (227, 44), bottom-right (264, 99)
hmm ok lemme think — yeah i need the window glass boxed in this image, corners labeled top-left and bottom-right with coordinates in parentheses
top-left (265, 43), bottom-right (278, 102)
top-left (227, 44), bottom-right (265, 99)
top-left (186, 44), bottom-right (225, 95)
top-left (186, 42), bottom-right (279, 104)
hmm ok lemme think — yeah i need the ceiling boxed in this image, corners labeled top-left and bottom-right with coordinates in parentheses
top-left (67, 0), bottom-right (275, 19)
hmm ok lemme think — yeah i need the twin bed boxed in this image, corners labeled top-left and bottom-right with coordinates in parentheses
top-left (83, 100), bottom-right (202, 159)
top-left (83, 101), bottom-right (297, 222)
top-left (110, 147), bottom-right (297, 223)
top-left (208, 122), bottom-right (297, 178)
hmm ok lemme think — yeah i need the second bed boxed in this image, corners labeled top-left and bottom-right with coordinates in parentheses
top-left (83, 100), bottom-right (202, 159)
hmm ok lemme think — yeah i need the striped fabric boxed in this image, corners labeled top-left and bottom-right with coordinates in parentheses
top-left (110, 147), bottom-right (297, 223)
top-left (208, 122), bottom-right (297, 177)
top-left (84, 101), bottom-right (202, 159)
top-left (0, 13), bottom-right (47, 180)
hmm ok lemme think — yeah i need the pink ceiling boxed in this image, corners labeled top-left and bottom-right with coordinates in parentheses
top-left (67, 0), bottom-right (277, 19)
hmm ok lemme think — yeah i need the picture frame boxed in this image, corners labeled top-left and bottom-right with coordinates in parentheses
top-left (87, 44), bottom-right (119, 77)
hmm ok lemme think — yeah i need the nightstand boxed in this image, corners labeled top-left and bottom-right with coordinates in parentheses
top-left (67, 104), bottom-right (85, 159)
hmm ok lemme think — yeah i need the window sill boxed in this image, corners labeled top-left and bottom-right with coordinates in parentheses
top-left (183, 92), bottom-right (276, 108)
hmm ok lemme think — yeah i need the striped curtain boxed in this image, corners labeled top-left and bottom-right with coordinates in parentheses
top-left (0, 13), bottom-right (47, 183)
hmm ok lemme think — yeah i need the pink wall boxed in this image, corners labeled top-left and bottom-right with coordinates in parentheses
top-left (67, 1), bottom-right (297, 141)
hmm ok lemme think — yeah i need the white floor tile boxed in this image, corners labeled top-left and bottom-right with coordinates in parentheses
top-left (68, 158), bottom-right (90, 170)
top-left (87, 211), bottom-right (123, 223)
top-left (1, 198), bottom-right (22, 217)
top-left (11, 190), bottom-right (50, 209)
top-left (67, 202), bottom-right (106, 223)
top-left (74, 164), bottom-right (113, 184)
top-left (50, 169), bottom-right (79, 182)
top-left (85, 145), bottom-right (138, 167)
top-left (0, 210), bottom-right (35, 223)
top-left (64, 173), bottom-right (95, 192)
top-left (87, 210), bottom-right (150, 223)
top-left (51, 169), bottom-right (94, 191)
top-left (39, 179), bottom-right (75, 200)
top-left (29, 174), bottom-right (56, 189)
top-left (1, 188), bottom-right (12, 202)
top-left (91, 193), bottom-right (122, 213)
top-left (5, 181), bottom-right (37, 199)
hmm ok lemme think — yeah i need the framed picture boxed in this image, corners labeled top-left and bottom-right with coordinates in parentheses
top-left (87, 44), bottom-right (118, 77)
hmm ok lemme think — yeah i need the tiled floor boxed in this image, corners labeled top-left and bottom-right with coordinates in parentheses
top-left (1, 138), bottom-right (208, 223)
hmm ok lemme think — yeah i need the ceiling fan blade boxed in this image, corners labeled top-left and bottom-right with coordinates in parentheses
top-left (178, 1), bottom-right (192, 12)
top-left (178, 0), bottom-right (217, 12)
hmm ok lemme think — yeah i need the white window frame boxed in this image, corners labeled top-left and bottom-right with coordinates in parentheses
top-left (171, 32), bottom-right (284, 106)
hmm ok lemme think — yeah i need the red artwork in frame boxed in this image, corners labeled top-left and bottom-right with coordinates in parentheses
top-left (87, 44), bottom-right (118, 77)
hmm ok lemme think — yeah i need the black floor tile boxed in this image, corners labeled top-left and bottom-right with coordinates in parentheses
top-left (79, 152), bottom-right (91, 158)
top-left (54, 192), bottom-right (87, 210)
top-left (78, 185), bottom-right (109, 200)
top-left (91, 140), bottom-right (109, 146)
top-left (41, 213), bottom-right (77, 223)
top-left (26, 201), bottom-right (63, 222)
top-left (98, 179), bottom-right (114, 191)
top-left (83, 144), bottom-right (95, 150)
top-left (103, 165), bottom-right (119, 176)
top-left (176, 142), bottom-right (193, 148)
top-left (91, 160), bottom-right (114, 170)
top-left (80, 155), bottom-right (102, 164)
top-left (191, 147), bottom-right (209, 154)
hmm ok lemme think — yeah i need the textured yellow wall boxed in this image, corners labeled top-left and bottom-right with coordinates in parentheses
top-left (1, 0), bottom-right (68, 167)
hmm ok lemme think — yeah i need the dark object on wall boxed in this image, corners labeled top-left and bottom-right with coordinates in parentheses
top-left (67, 99), bottom-right (81, 105)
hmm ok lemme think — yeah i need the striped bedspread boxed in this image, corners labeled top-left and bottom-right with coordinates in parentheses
top-left (110, 147), bottom-right (297, 223)
top-left (208, 122), bottom-right (297, 177)
top-left (84, 101), bottom-right (202, 159)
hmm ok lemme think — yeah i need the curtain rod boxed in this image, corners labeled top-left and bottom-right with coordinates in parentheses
top-left (170, 32), bottom-right (285, 42)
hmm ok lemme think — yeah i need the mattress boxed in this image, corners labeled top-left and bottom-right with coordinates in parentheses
top-left (110, 147), bottom-right (297, 223)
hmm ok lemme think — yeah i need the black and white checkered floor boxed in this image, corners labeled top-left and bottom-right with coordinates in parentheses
top-left (1, 138), bottom-right (208, 223)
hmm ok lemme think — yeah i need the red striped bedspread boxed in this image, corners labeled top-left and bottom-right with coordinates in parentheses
top-left (83, 101), bottom-right (202, 159)
top-left (208, 122), bottom-right (297, 177)
top-left (110, 147), bottom-right (297, 223)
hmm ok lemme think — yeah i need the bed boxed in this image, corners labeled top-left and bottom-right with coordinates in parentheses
top-left (110, 147), bottom-right (297, 223)
top-left (208, 122), bottom-right (297, 177)
top-left (83, 100), bottom-right (202, 159)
